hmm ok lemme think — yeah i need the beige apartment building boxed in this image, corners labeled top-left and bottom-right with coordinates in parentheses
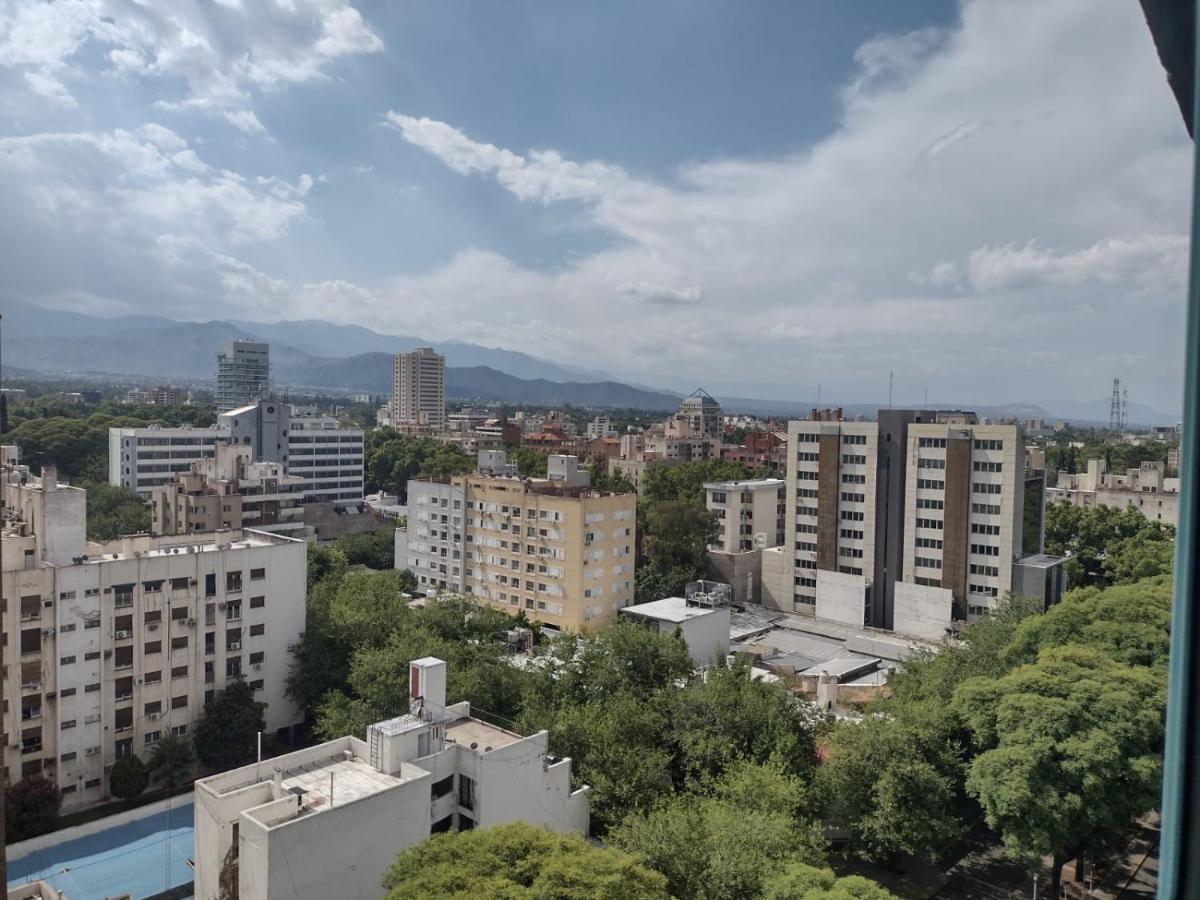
top-left (391, 347), bottom-right (446, 431)
top-left (454, 468), bottom-right (636, 631)
top-left (151, 442), bottom-right (305, 536)
top-left (2, 448), bottom-right (306, 811)
top-left (705, 478), bottom-right (785, 604)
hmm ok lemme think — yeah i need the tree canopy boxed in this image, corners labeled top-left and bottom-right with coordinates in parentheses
top-left (194, 680), bottom-right (267, 771)
top-left (1043, 502), bottom-right (1173, 587)
top-left (364, 430), bottom-right (474, 499)
top-left (84, 480), bottom-right (151, 540)
top-left (109, 754), bottom-right (149, 801)
top-left (381, 822), bottom-right (670, 900)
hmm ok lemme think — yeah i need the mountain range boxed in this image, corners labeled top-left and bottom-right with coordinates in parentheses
top-left (0, 300), bottom-right (1179, 424)
top-left (0, 300), bottom-right (680, 410)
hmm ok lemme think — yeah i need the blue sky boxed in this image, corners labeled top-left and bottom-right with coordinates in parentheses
top-left (0, 0), bottom-right (1190, 412)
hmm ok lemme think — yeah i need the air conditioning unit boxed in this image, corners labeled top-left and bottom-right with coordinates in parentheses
top-left (218, 602), bottom-right (227, 611)
top-left (85, 746), bottom-right (101, 756)
top-left (229, 642), bottom-right (242, 651)
top-left (186, 618), bottom-right (196, 627)
top-left (148, 623), bottom-right (159, 632)
top-left (252, 663), bottom-right (262, 671)
top-left (9, 743), bottom-right (21, 751)
top-left (42, 627), bottom-right (55, 637)
top-left (115, 630), bottom-right (131, 640)
top-left (135, 677), bottom-right (144, 685)
top-left (104, 764), bottom-right (113, 773)
top-left (148, 712), bottom-right (161, 720)
top-left (103, 650), bottom-right (112, 658)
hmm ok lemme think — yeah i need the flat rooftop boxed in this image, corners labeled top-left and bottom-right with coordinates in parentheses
top-left (88, 528), bottom-right (297, 563)
top-left (1016, 553), bottom-right (1068, 568)
top-left (703, 478), bottom-right (785, 490)
top-left (7, 801), bottom-right (194, 900)
top-left (621, 596), bottom-right (722, 624)
top-left (446, 715), bottom-right (523, 751)
top-left (273, 755), bottom-right (416, 817)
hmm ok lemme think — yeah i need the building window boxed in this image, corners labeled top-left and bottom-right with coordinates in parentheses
top-left (250, 596), bottom-right (265, 609)
top-left (250, 568), bottom-right (265, 581)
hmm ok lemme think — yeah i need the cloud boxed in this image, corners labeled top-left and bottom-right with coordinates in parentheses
top-left (370, 0), bottom-right (1189, 406)
top-left (0, 1), bottom-right (382, 129)
top-left (617, 282), bottom-right (704, 306)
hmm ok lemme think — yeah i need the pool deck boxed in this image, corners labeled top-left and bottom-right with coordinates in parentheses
top-left (7, 799), bottom-right (195, 900)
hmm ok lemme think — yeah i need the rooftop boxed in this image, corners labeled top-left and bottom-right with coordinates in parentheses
top-left (704, 478), bottom-right (786, 491)
top-left (271, 755), bottom-right (421, 818)
top-left (446, 716), bottom-right (523, 751)
top-left (87, 527), bottom-right (300, 563)
top-left (621, 596), bottom-right (724, 624)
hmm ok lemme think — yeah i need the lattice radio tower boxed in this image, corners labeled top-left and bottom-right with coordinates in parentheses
top-left (1109, 378), bottom-right (1122, 432)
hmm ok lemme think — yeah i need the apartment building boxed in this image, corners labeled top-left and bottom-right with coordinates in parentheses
top-left (2, 451), bottom-right (306, 811)
top-left (194, 657), bottom-right (588, 900)
top-left (125, 386), bottom-right (188, 406)
top-left (586, 415), bottom-right (616, 439)
top-left (216, 340), bottom-right (271, 413)
top-left (706, 478), bottom-right (785, 553)
top-left (458, 467), bottom-right (635, 631)
top-left (776, 411), bottom-right (1059, 640)
top-left (406, 479), bottom-right (467, 594)
top-left (705, 478), bottom-right (785, 605)
top-left (109, 425), bottom-right (227, 495)
top-left (151, 442), bottom-right (304, 537)
top-left (391, 347), bottom-right (446, 431)
top-left (898, 421), bottom-right (1026, 629)
top-left (1048, 457), bottom-right (1180, 526)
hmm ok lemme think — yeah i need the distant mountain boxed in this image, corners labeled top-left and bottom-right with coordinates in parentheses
top-left (1053, 397), bottom-right (1180, 428)
top-left (0, 300), bottom-right (604, 385)
top-left (0, 300), bottom-right (677, 410)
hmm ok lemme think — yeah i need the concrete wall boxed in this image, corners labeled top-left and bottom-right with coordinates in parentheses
top-left (759, 546), bottom-right (791, 612)
top-left (814, 569), bottom-right (867, 628)
top-left (253, 773), bottom-right (432, 900)
top-left (475, 732), bottom-right (589, 835)
top-left (707, 548), bottom-right (761, 605)
top-left (678, 606), bottom-right (731, 666)
top-left (893, 580), bottom-right (953, 640)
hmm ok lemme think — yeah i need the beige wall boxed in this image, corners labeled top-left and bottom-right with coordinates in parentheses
top-left (458, 475), bottom-right (636, 631)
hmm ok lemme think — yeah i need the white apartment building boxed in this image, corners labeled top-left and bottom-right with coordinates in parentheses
top-left (280, 412), bottom-right (365, 507)
top-left (1048, 458), bottom-right (1179, 526)
top-left (110, 425), bottom-right (228, 495)
top-left (194, 657), bottom-right (588, 900)
top-left (2, 450), bottom-right (306, 811)
top-left (391, 347), bottom-right (446, 431)
top-left (405, 479), bottom-right (466, 594)
top-left (216, 340), bottom-right (271, 413)
top-left (585, 416), bottom-right (615, 439)
top-left (706, 478), bottom-right (786, 553)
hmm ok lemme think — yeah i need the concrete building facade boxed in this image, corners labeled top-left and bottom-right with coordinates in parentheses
top-left (194, 657), bottom-right (588, 900)
top-left (110, 425), bottom-right (227, 495)
top-left (405, 479), bottom-right (467, 594)
top-left (151, 443), bottom-right (305, 537)
top-left (216, 340), bottom-right (270, 413)
top-left (458, 467), bottom-right (636, 631)
top-left (2, 450), bottom-right (306, 811)
top-left (391, 347), bottom-right (446, 432)
top-left (1048, 458), bottom-right (1180, 527)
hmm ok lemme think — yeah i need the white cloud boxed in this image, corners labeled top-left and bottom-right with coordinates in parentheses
top-left (0, 0), bottom-right (382, 130)
top-left (371, 0), bottom-right (1190, 406)
top-left (223, 109), bottom-right (268, 135)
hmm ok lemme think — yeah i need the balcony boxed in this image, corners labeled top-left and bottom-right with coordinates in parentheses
top-left (21, 739), bottom-right (42, 755)
top-left (115, 691), bottom-right (133, 702)
top-left (21, 708), bottom-right (41, 722)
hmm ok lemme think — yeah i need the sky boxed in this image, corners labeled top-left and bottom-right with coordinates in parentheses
top-left (0, 0), bottom-right (1191, 412)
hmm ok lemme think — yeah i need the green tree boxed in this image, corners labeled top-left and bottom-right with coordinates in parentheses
top-left (194, 681), bottom-right (266, 771)
top-left (1043, 502), bottom-right (1173, 588)
top-left (109, 754), bottom-right (149, 801)
top-left (762, 863), bottom-right (897, 900)
top-left (147, 734), bottom-right (199, 790)
top-left (611, 762), bottom-right (826, 900)
top-left (381, 822), bottom-right (670, 899)
top-left (82, 481), bottom-right (151, 540)
top-left (306, 542), bottom-right (348, 589)
top-left (954, 646), bottom-right (1164, 896)
top-left (1102, 532), bottom-right (1174, 584)
top-left (364, 431), bottom-right (474, 499)
top-left (636, 500), bottom-right (718, 601)
top-left (5, 774), bottom-right (61, 842)
top-left (335, 526), bottom-right (401, 570)
top-left (506, 444), bottom-right (549, 477)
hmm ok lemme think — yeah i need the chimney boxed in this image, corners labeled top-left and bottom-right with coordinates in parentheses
top-left (409, 657), bottom-right (447, 721)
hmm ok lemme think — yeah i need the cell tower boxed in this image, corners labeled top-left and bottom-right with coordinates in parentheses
top-left (1109, 378), bottom-right (1122, 432)
top-left (1122, 388), bottom-right (1129, 432)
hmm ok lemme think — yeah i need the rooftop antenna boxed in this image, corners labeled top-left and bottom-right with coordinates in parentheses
top-left (888, 371), bottom-right (894, 409)
top-left (1109, 377), bottom-right (1122, 432)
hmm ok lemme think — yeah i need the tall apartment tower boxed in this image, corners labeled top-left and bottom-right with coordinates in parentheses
top-left (391, 347), bottom-right (446, 431)
top-left (215, 340), bottom-right (270, 412)
top-left (780, 411), bottom-right (1042, 639)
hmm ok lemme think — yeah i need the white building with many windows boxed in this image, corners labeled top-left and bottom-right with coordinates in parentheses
top-left (3, 448), bottom-right (306, 811)
top-left (194, 657), bottom-right (588, 900)
top-left (404, 479), bottom-right (466, 594)
top-left (109, 425), bottom-right (228, 495)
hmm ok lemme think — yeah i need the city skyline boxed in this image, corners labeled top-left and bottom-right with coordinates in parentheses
top-left (0, 0), bottom-right (1188, 410)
